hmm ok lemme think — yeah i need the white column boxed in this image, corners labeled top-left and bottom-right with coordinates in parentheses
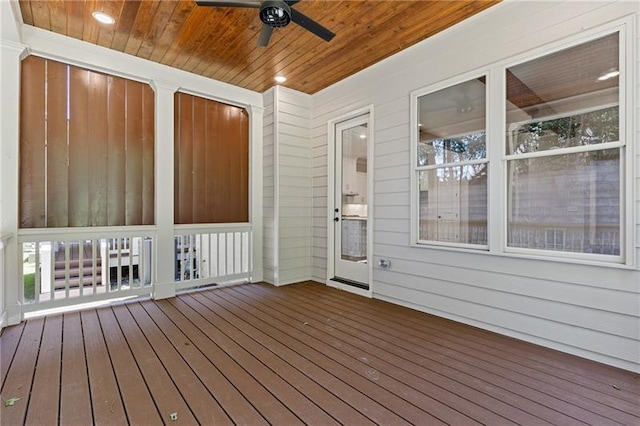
top-left (249, 104), bottom-right (265, 283)
top-left (0, 40), bottom-right (29, 326)
top-left (151, 81), bottom-right (179, 299)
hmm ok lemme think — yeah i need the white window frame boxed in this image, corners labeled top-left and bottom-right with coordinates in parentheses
top-left (502, 25), bottom-right (630, 265)
top-left (410, 70), bottom-right (491, 250)
top-left (410, 17), bottom-right (635, 267)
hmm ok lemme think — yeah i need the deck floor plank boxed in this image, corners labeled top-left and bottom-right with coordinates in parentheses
top-left (59, 312), bottom-right (93, 425)
top-left (0, 317), bottom-right (44, 425)
top-left (81, 309), bottom-right (128, 424)
top-left (233, 284), bottom-right (524, 425)
top-left (139, 300), bottom-right (269, 426)
top-left (0, 321), bottom-right (25, 387)
top-left (293, 282), bottom-right (640, 422)
top-left (1, 282), bottom-right (638, 426)
top-left (153, 299), bottom-right (303, 426)
top-left (111, 304), bottom-right (199, 425)
top-left (245, 283), bottom-right (581, 426)
top-left (198, 289), bottom-right (415, 426)
top-left (299, 282), bottom-right (640, 396)
top-left (176, 294), bottom-right (342, 425)
top-left (187, 291), bottom-right (378, 426)
top-left (194, 290), bottom-right (398, 425)
top-left (125, 302), bottom-right (234, 425)
top-left (212, 287), bottom-right (453, 425)
top-left (25, 315), bottom-right (62, 425)
top-left (96, 307), bottom-right (163, 425)
top-left (279, 283), bottom-right (639, 424)
top-left (281, 285), bottom-right (600, 425)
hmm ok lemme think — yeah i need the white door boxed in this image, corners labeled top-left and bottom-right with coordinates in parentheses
top-left (333, 115), bottom-right (369, 288)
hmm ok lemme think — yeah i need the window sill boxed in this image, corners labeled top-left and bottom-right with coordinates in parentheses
top-left (411, 242), bottom-right (635, 270)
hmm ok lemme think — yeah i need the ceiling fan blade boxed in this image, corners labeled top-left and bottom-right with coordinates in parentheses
top-left (257, 24), bottom-right (274, 47)
top-left (290, 8), bottom-right (335, 42)
top-left (195, 1), bottom-right (260, 8)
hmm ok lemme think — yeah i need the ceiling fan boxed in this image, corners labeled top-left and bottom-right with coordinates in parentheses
top-left (195, 0), bottom-right (335, 47)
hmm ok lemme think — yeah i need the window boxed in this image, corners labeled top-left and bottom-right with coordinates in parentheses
top-left (174, 92), bottom-right (249, 224)
top-left (506, 32), bottom-right (623, 258)
top-left (411, 25), bottom-right (629, 264)
top-left (19, 56), bottom-right (155, 228)
top-left (414, 76), bottom-right (488, 247)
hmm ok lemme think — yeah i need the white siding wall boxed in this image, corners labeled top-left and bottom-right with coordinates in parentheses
top-left (263, 88), bottom-right (277, 284)
top-left (264, 87), bottom-right (314, 285)
top-left (312, 1), bottom-right (640, 372)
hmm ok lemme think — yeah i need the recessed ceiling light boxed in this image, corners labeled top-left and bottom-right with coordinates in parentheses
top-left (92, 11), bottom-right (115, 25)
top-left (274, 75), bottom-right (287, 83)
top-left (597, 70), bottom-right (619, 81)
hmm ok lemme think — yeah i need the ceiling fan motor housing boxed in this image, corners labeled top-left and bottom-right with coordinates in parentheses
top-left (260, 0), bottom-right (291, 27)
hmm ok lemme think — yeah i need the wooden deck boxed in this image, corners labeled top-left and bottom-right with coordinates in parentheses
top-left (1, 281), bottom-right (639, 425)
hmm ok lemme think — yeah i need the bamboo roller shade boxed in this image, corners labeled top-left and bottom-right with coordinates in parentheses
top-left (20, 55), bottom-right (155, 228)
top-left (174, 92), bottom-right (249, 224)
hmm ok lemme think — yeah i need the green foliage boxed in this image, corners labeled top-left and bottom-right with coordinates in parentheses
top-left (514, 106), bottom-right (619, 155)
top-left (23, 273), bottom-right (35, 302)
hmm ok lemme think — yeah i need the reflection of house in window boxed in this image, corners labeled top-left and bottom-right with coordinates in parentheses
top-left (418, 137), bottom-right (488, 245)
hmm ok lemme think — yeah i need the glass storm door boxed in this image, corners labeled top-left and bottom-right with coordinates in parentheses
top-left (333, 115), bottom-right (369, 288)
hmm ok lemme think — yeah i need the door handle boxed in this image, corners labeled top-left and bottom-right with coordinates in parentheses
top-left (334, 217), bottom-right (340, 222)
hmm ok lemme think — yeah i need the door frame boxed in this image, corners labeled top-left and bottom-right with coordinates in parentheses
top-left (326, 106), bottom-right (374, 297)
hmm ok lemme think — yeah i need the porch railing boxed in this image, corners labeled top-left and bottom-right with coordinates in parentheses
top-left (174, 224), bottom-right (251, 291)
top-left (17, 224), bottom-right (252, 315)
top-left (1, 233), bottom-right (12, 326)
top-left (18, 227), bottom-right (155, 313)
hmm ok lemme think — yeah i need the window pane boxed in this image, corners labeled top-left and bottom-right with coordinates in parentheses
top-left (418, 165), bottom-right (487, 245)
top-left (507, 149), bottom-right (620, 255)
top-left (418, 77), bottom-right (486, 167)
top-left (418, 132), bottom-right (486, 166)
top-left (509, 106), bottom-right (619, 155)
top-left (506, 33), bottom-right (619, 155)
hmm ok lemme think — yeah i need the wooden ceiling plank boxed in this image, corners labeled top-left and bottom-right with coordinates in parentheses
top-left (238, 0), bottom-right (423, 91)
top-left (202, 15), bottom-right (268, 81)
top-left (290, 2), bottom-right (464, 92)
top-left (287, 1), bottom-right (493, 93)
top-left (67, 0), bottom-right (86, 40)
top-left (48, 0), bottom-right (68, 35)
top-left (160, 7), bottom-right (221, 69)
top-left (96, 0), bottom-right (125, 49)
top-left (122, 0), bottom-right (161, 57)
top-left (171, 10), bottom-right (231, 69)
top-left (18, 0), bottom-right (35, 26)
top-left (110, 0), bottom-right (144, 52)
top-left (29, 0), bottom-right (51, 30)
top-left (237, 0), bottom-right (416, 92)
top-left (284, 1), bottom-right (496, 93)
top-left (180, 8), bottom-right (253, 74)
top-left (189, 9), bottom-right (258, 77)
top-left (221, 0), bottom-right (349, 86)
top-left (136, 0), bottom-right (180, 59)
top-left (226, 1), bottom-right (353, 90)
top-left (19, 0), bottom-right (502, 95)
top-left (81, 0), bottom-right (100, 45)
top-left (148, 1), bottom-right (197, 64)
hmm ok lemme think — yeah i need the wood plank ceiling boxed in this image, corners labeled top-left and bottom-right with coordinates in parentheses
top-left (18, 1), bottom-right (500, 94)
